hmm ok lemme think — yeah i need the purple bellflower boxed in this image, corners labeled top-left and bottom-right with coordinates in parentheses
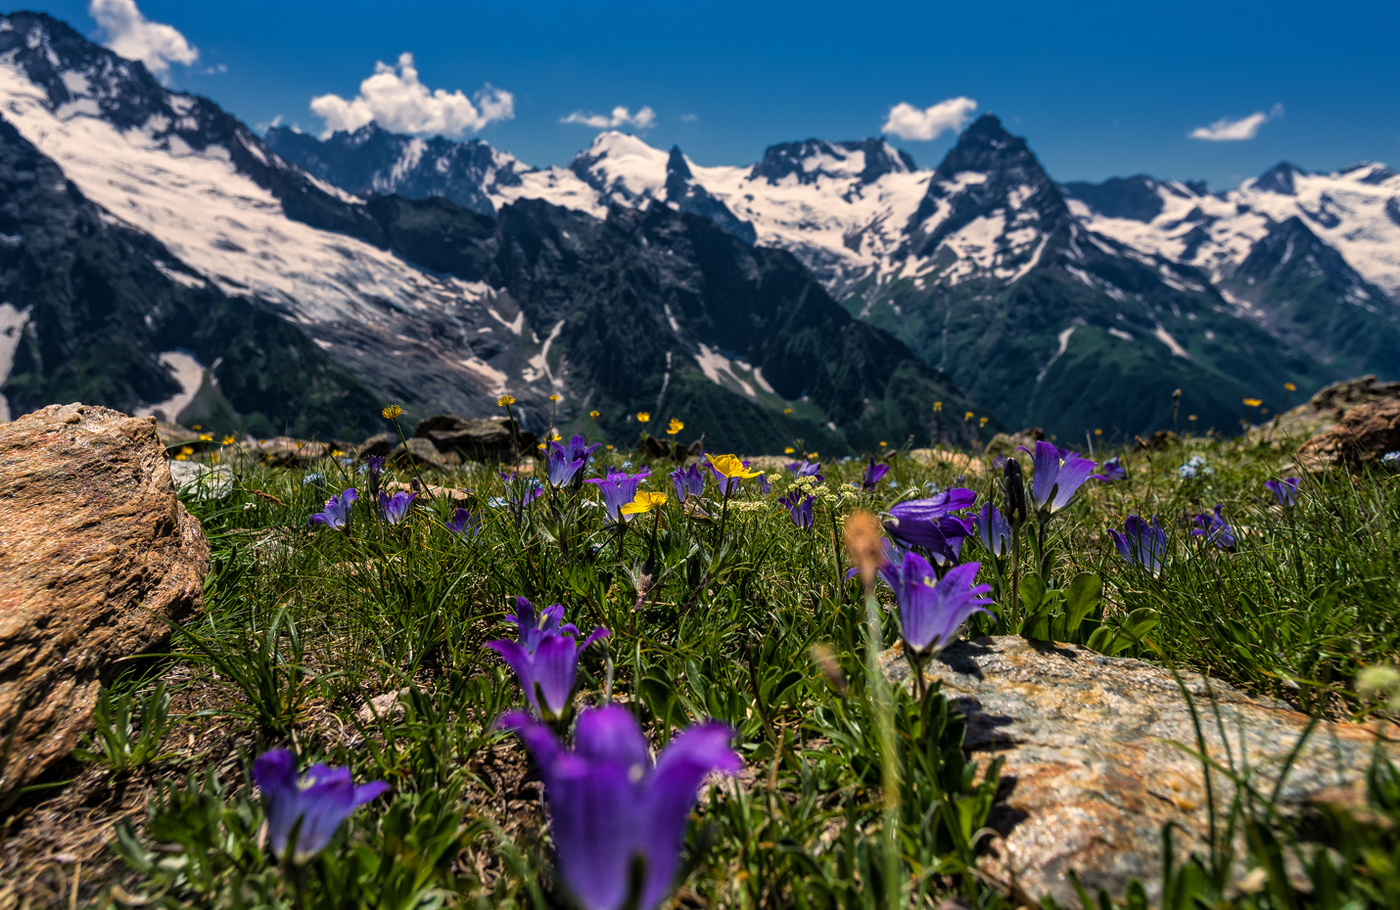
top-left (862, 457), bottom-right (890, 491)
top-left (568, 434), bottom-right (603, 464)
top-left (310, 488), bottom-right (357, 532)
top-left (1020, 441), bottom-right (1106, 515)
top-left (545, 439), bottom-right (587, 487)
top-left (756, 472), bottom-right (771, 495)
top-left (1193, 504), bottom-right (1237, 551)
top-left (1108, 514), bottom-right (1167, 574)
top-left (883, 488), bottom-right (977, 563)
top-left (889, 553), bottom-right (993, 693)
top-left (786, 460), bottom-right (825, 482)
top-left (586, 469), bottom-right (652, 523)
top-left (1100, 456), bottom-right (1127, 482)
top-left (778, 492), bottom-right (815, 529)
top-left (488, 598), bottom-right (610, 720)
top-left (252, 749), bottom-right (388, 863)
top-left (445, 507), bottom-right (480, 539)
top-left (973, 503), bottom-right (1011, 559)
top-left (1264, 477), bottom-right (1301, 507)
top-left (379, 490), bottom-right (416, 525)
top-left (669, 463), bottom-right (706, 502)
top-left (500, 705), bottom-right (742, 910)
top-left (363, 455), bottom-right (386, 501)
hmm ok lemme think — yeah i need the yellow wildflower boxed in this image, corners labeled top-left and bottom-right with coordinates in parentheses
top-left (964, 411), bottom-right (974, 421)
top-left (1284, 382), bottom-right (1296, 392)
top-left (221, 435), bottom-right (236, 445)
top-left (180, 446), bottom-right (193, 455)
top-left (666, 418), bottom-right (684, 436)
top-left (809, 452), bottom-right (818, 458)
top-left (549, 393), bottom-right (561, 402)
top-left (382, 404), bottom-right (403, 419)
top-left (933, 401), bottom-right (942, 412)
top-left (331, 449), bottom-right (344, 457)
top-left (589, 410), bottom-right (600, 419)
top-left (498, 394), bottom-right (516, 407)
top-left (174, 453), bottom-right (187, 461)
top-left (1243, 398), bottom-right (1263, 407)
top-left (879, 441), bottom-right (887, 447)
top-left (636, 411), bottom-right (651, 423)
top-left (549, 429), bottom-right (562, 441)
top-left (1094, 428), bottom-right (1102, 436)
top-left (1188, 414), bottom-right (1198, 422)
top-left (192, 424), bottom-right (202, 430)
top-left (784, 447), bottom-right (795, 454)
top-left (621, 491), bottom-right (668, 515)
top-left (606, 445), bottom-right (615, 451)
top-left (706, 453), bottom-right (762, 479)
top-left (198, 433), bottom-right (213, 442)
top-left (783, 407), bottom-right (792, 414)
top-left (979, 417), bottom-right (989, 427)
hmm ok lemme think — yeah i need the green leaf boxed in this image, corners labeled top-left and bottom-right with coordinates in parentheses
top-left (1020, 573), bottom-right (1047, 612)
top-left (1062, 572), bottom-right (1103, 637)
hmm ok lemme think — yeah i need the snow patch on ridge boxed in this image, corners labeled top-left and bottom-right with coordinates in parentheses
top-left (0, 303), bottom-right (31, 422)
top-left (135, 351), bottom-right (205, 421)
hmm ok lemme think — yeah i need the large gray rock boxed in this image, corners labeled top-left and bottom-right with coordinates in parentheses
top-left (413, 414), bottom-right (536, 462)
top-left (882, 636), bottom-right (1389, 907)
top-left (0, 405), bottom-right (208, 806)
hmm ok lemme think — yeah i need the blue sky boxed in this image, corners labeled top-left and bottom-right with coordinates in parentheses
top-left (31, 0), bottom-right (1400, 189)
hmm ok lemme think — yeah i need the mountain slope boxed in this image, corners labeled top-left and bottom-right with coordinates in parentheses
top-left (0, 113), bottom-right (381, 436)
top-left (0, 10), bottom-right (983, 452)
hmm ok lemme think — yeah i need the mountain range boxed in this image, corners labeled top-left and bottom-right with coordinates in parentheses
top-left (3, 9), bottom-right (1397, 450)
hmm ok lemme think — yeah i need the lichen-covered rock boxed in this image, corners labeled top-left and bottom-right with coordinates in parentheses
top-left (392, 437), bottom-right (457, 467)
top-left (0, 405), bottom-right (208, 805)
top-left (1296, 398), bottom-right (1400, 469)
top-left (881, 636), bottom-right (1391, 907)
top-left (1252, 375), bottom-right (1400, 445)
top-left (983, 427), bottom-right (1044, 458)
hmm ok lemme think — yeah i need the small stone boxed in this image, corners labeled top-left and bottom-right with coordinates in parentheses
top-left (412, 414), bottom-right (537, 462)
top-left (168, 461), bottom-right (235, 501)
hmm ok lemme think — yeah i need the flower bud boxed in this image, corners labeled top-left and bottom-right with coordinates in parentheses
top-left (1003, 457), bottom-right (1028, 528)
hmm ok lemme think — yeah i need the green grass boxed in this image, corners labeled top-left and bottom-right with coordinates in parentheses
top-left (53, 428), bottom-right (1400, 909)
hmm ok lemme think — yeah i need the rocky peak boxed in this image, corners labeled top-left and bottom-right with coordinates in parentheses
top-left (1253, 161), bottom-right (1305, 195)
top-left (1061, 175), bottom-right (1166, 223)
top-left (749, 138), bottom-right (915, 186)
top-left (567, 131), bottom-right (668, 203)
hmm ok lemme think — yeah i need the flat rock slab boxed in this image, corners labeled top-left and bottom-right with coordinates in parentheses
top-left (881, 636), bottom-right (1390, 907)
top-left (0, 405), bottom-right (208, 804)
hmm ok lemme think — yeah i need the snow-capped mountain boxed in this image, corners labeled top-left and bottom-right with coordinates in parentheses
top-left (1063, 163), bottom-right (1400, 303)
top-left (0, 11), bottom-right (975, 451)
top-left (509, 117), bottom-right (1400, 434)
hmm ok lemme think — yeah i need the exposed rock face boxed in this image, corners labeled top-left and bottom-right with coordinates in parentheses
top-left (413, 415), bottom-right (536, 462)
top-left (984, 427), bottom-right (1045, 458)
top-left (881, 636), bottom-right (1391, 907)
top-left (1253, 374), bottom-right (1400, 444)
top-left (1296, 398), bottom-right (1400, 468)
top-left (0, 405), bottom-right (208, 804)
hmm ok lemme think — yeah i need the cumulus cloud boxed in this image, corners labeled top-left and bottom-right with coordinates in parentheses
top-left (88, 0), bottom-right (198, 78)
top-left (1190, 104), bottom-right (1285, 141)
top-left (310, 53), bottom-right (515, 138)
top-left (561, 105), bottom-right (657, 130)
top-left (882, 97), bottom-right (977, 141)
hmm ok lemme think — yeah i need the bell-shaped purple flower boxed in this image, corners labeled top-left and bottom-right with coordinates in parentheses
top-left (1020, 441), bottom-right (1105, 514)
top-left (884, 488), bottom-right (977, 560)
top-left (786, 461), bottom-right (825, 482)
top-left (252, 749), bottom-right (388, 863)
top-left (586, 469), bottom-right (652, 523)
top-left (1108, 514), bottom-right (1166, 574)
top-left (973, 503), bottom-right (1010, 559)
top-left (1264, 477), bottom-right (1301, 507)
top-left (1192, 504), bottom-right (1237, 551)
top-left (445, 507), bottom-right (480, 539)
top-left (669, 463), bottom-right (706, 502)
top-left (545, 439), bottom-right (587, 487)
top-left (568, 434), bottom-right (603, 464)
top-left (488, 599), bottom-right (609, 719)
top-left (500, 705), bottom-right (742, 910)
top-left (778, 492), bottom-right (815, 529)
top-left (310, 488), bottom-right (358, 532)
top-left (862, 457), bottom-right (890, 491)
top-left (378, 490), bottom-right (416, 525)
top-left (1100, 456), bottom-right (1127, 482)
top-left (891, 553), bottom-right (993, 657)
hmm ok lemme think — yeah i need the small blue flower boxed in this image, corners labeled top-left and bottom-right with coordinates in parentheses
top-left (302, 473), bottom-right (324, 486)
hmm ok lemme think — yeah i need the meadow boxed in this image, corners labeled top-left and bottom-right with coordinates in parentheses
top-left (25, 408), bottom-right (1400, 910)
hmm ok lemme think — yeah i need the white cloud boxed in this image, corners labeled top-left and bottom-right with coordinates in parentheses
top-left (88, 0), bottom-right (198, 78)
top-left (310, 53), bottom-right (514, 138)
top-left (1190, 104), bottom-right (1284, 141)
top-left (680, 112), bottom-right (698, 122)
top-left (882, 97), bottom-right (977, 141)
top-left (561, 105), bottom-right (656, 130)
